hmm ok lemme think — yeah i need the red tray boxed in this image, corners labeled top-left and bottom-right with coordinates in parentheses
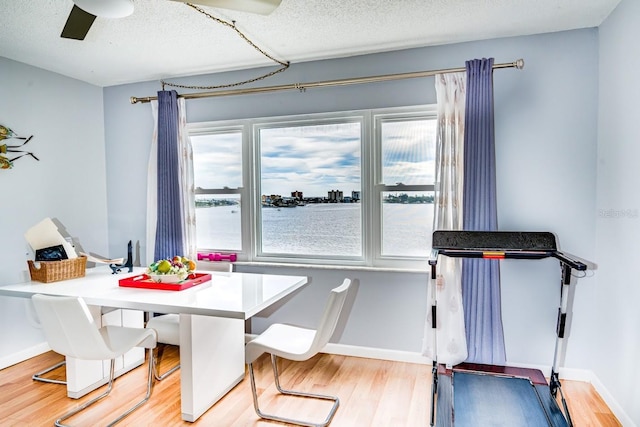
top-left (118, 273), bottom-right (212, 291)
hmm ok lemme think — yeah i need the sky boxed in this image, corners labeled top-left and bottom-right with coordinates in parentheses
top-left (259, 122), bottom-right (361, 197)
top-left (191, 118), bottom-right (435, 198)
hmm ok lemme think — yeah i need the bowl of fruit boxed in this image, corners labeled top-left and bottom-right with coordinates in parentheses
top-left (147, 256), bottom-right (197, 284)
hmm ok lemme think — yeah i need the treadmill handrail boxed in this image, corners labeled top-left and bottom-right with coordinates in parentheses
top-left (552, 251), bottom-right (587, 271)
top-left (430, 248), bottom-right (587, 271)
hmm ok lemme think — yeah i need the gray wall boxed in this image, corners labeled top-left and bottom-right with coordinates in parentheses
top-left (597, 0), bottom-right (640, 424)
top-left (0, 57), bottom-right (108, 364)
top-left (104, 29), bottom-right (599, 366)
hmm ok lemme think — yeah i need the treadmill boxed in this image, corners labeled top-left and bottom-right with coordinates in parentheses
top-left (428, 231), bottom-right (588, 427)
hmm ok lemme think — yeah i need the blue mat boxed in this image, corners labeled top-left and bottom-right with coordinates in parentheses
top-left (452, 372), bottom-right (566, 426)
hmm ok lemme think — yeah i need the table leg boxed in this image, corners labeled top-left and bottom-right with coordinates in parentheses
top-left (179, 314), bottom-right (245, 422)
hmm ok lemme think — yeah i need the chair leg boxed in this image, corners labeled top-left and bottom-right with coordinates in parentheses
top-left (55, 348), bottom-right (155, 427)
top-left (32, 360), bottom-right (66, 385)
top-left (248, 355), bottom-right (340, 427)
top-left (153, 344), bottom-right (180, 381)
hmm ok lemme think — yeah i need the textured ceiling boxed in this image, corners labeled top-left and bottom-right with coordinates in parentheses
top-left (0, 0), bottom-right (620, 87)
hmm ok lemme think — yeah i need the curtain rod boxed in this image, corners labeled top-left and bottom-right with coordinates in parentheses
top-left (130, 58), bottom-right (524, 104)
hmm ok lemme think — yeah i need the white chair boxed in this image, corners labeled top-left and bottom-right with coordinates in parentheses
top-left (245, 278), bottom-right (352, 427)
top-left (31, 307), bottom-right (118, 385)
top-left (145, 260), bottom-right (233, 380)
top-left (32, 361), bottom-right (66, 385)
top-left (31, 294), bottom-right (157, 427)
top-left (144, 312), bottom-right (180, 381)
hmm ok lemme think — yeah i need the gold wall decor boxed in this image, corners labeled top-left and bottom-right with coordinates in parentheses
top-left (0, 124), bottom-right (38, 169)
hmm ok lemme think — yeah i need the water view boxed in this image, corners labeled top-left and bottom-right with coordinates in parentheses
top-left (195, 202), bottom-right (433, 257)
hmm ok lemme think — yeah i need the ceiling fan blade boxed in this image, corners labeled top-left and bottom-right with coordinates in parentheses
top-left (61, 5), bottom-right (97, 40)
top-left (171, 0), bottom-right (282, 15)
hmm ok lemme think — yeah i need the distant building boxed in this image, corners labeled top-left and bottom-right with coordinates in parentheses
top-left (328, 189), bottom-right (343, 202)
top-left (351, 191), bottom-right (361, 202)
top-left (291, 190), bottom-right (303, 200)
top-left (262, 194), bottom-right (283, 206)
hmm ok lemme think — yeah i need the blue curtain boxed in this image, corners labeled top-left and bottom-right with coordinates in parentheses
top-left (154, 90), bottom-right (184, 260)
top-left (461, 58), bottom-right (506, 365)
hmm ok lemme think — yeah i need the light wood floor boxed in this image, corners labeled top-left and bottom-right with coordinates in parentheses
top-left (0, 348), bottom-right (621, 426)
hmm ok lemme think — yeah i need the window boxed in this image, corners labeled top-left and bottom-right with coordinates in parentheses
top-left (376, 115), bottom-right (436, 258)
top-left (190, 106), bottom-right (437, 268)
top-left (257, 119), bottom-right (362, 259)
top-left (192, 129), bottom-right (244, 251)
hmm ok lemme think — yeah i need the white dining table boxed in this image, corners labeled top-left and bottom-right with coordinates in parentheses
top-left (0, 267), bottom-right (308, 422)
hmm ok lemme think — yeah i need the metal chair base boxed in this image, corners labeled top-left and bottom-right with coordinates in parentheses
top-left (32, 360), bottom-right (67, 385)
top-left (248, 355), bottom-right (340, 427)
top-left (153, 343), bottom-right (180, 381)
top-left (55, 348), bottom-right (155, 427)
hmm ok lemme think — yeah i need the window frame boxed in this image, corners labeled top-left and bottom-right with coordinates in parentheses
top-left (188, 104), bottom-right (437, 269)
top-left (371, 108), bottom-right (437, 268)
top-left (252, 114), bottom-right (366, 264)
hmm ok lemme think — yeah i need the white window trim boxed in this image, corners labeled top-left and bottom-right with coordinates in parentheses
top-left (188, 104), bottom-right (437, 270)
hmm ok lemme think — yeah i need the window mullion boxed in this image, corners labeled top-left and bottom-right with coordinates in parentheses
top-left (361, 112), bottom-right (374, 265)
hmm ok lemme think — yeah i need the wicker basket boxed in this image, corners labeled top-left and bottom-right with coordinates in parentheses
top-left (27, 256), bottom-right (87, 283)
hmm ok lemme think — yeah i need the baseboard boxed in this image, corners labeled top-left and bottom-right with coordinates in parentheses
top-left (589, 374), bottom-right (637, 427)
top-left (0, 342), bottom-right (50, 370)
top-left (322, 343), bottom-right (599, 378)
top-left (502, 361), bottom-right (592, 382)
top-left (323, 342), bottom-right (432, 364)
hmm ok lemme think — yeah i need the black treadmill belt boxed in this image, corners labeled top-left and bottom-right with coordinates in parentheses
top-left (453, 372), bottom-right (566, 426)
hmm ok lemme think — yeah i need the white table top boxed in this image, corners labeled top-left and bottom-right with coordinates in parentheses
top-left (0, 267), bottom-right (308, 319)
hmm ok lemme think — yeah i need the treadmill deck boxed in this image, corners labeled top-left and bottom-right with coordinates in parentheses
top-left (436, 363), bottom-right (568, 427)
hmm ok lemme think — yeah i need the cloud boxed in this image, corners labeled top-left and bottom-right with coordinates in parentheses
top-left (192, 117), bottom-right (434, 198)
top-left (192, 133), bottom-right (242, 189)
top-left (259, 122), bottom-right (361, 196)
